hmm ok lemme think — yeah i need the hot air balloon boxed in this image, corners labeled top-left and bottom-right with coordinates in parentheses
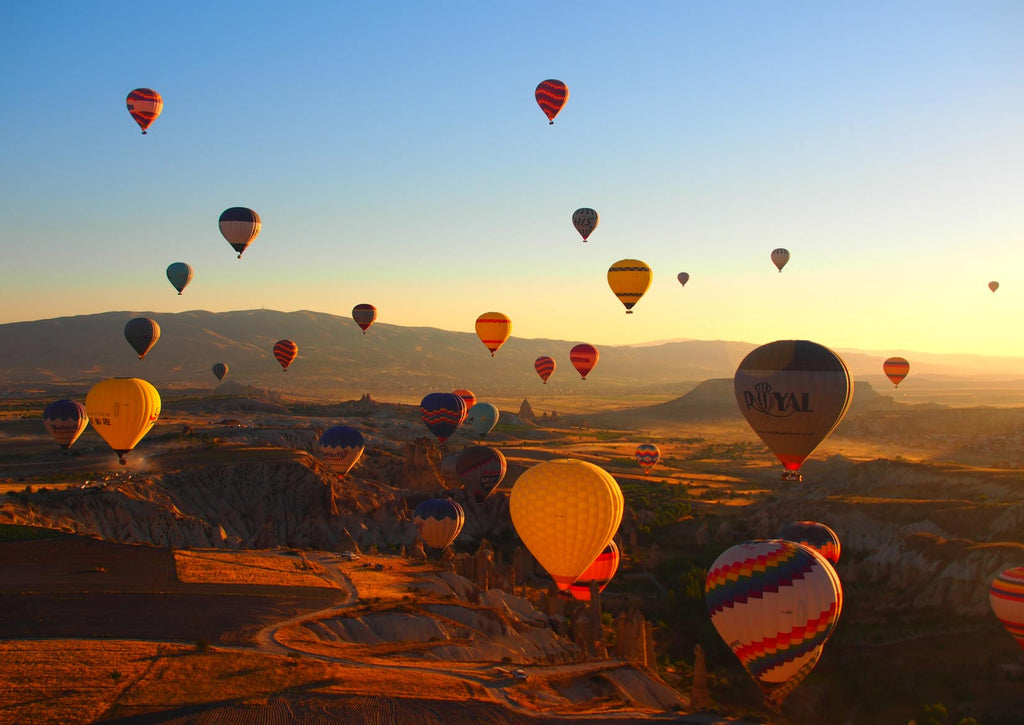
top-left (778, 521), bottom-right (841, 566)
top-left (352, 303), bottom-right (377, 334)
top-left (466, 402), bottom-right (499, 438)
top-left (568, 540), bottom-right (620, 601)
top-left (989, 281), bottom-right (1000, 293)
top-left (413, 499), bottom-right (465, 549)
top-left (439, 452), bottom-right (461, 486)
top-left (882, 357), bottom-right (910, 388)
top-left (535, 356), bottom-right (556, 384)
top-left (319, 425), bottom-right (365, 479)
top-left (124, 318), bottom-right (160, 360)
top-left (734, 340), bottom-right (853, 481)
top-left (42, 400), bottom-right (88, 451)
top-left (126, 88), bottom-right (162, 134)
top-left (453, 389), bottom-right (477, 412)
top-left (419, 392), bottom-right (467, 443)
top-left (990, 566), bottom-right (1024, 652)
top-left (677, 272), bottom-right (690, 287)
top-left (85, 378), bottom-right (161, 465)
top-left (212, 362), bottom-right (228, 382)
top-left (572, 208), bottom-right (599, 242)
top-left (456, 445), bottom-right (507, 501)
top-left (635, 443), bottom-right (660, 474)
top-left (706, 540), bottom-right (842, 709)
top-left (475, 312), bottom-right (511, 356)
top-left (535, 79), bottom-right (568, 124)
top-left (570, 343), bottom-right (599, 380)
top-left (510, 458), bottom-right (623, 590)
top-left (165, 262), bottom-right (193, 295)
top-left (273, 340), bottom-right (298, 371)
top-left (771, 248), bottom-right (790, 272)
top-left (219, 207), bottom-right (261, 259)
top-left (607, 259), bottom-right (653, 314)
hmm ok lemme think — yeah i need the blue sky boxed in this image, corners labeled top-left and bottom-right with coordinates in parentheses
top-left (2, 2), bottom-right (1022, 355)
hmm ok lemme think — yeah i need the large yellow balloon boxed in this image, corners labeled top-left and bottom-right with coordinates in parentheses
top-left (607, 259), bottom-right (652, 314)
top-left (475, 312), bottom-right (512, 356)
top-left (510, 459), bottom-right (623, 590)
top-left (85, 378), bottom-right (161, 465)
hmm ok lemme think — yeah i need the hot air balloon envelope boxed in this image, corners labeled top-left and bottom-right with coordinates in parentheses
top-left (990, 566), bottom-right (1024, 652)
top-left (535, 356), bottom-right (556, 384)
top-left (989, 281), bottom-right (999, 293)
top-left (124, 318), bottom-right (160, 360)
top-left (771, 248), bottom-right (790, 272)
top-left (212, 363), bottom-right (228, 382)
top-left (456, 445), bottom-right (507, 501)
top-left (319, 425), bottom-right (365, 478)
top-left (510, 459), bottom-right (623, 590)
top-left (535, 79), bottom-right (568, 124)
top-left (706, 540), bottom-right (842, 708)
top-left (778, 521), bottom-right (841, 565)
top-left (475, 312), bottom-right (512, 356)
top-left (165, 262), bottom-right (193, 295)
top-left (126, 88), bottom-right (162, 134)
top-left (569, 540), bottom-right (620, 601)
top-left (85, 378), bottom-right (161, 465)
top-left (607, 259), bottom-right (652, 313)
top-left (734, 340), bottom-right (853, 476)
top-left (570, 344), bottom-right (599, 380)
top-left (219, 207), bottom-right (261, 259)
top-left (453, 389), bottom-right (477, 412)
top-left (419, 393), bottom-right (467, 443)
top-left (273, 340), bottom-right (298, 370)
top-left (43, 400), bottom-right (88, 450)
top-left (883, 357), bottom-right (910, 388)
top-left (352, 303), bottom-right (377, 333)
top-left (465, 402), bottom-right (498, 437)
top-left (635, 443), bottom-right (660, 473)
top-left (572, 208), bottom-right (599, 242)
top-left (413, 499), bottom-right (465, 549)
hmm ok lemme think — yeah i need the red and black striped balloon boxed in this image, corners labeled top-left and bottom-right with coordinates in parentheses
top-left (535, 80), bottom-right (568, 124)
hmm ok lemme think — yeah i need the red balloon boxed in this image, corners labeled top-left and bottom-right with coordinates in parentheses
top-left (535, 79), bottom-right (568, 124)
top-left (535, 356), bottom-right (556, 384)
top-left (570, 344), bottom-right (599, 380)
top-left (273, 340), bottom-right (298, 371)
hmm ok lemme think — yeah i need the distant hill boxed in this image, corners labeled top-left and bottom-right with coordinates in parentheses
top-left (2, 309), bottom-right (1024, 403)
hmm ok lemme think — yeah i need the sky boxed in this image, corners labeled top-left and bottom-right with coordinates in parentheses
top-left (2, 1), bottom-right (1023, 356)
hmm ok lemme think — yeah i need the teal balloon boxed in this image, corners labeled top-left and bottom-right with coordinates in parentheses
top-left (166, 262), bottom-right (194, 295)
top-left (466, 402), bottom-right (499, 438)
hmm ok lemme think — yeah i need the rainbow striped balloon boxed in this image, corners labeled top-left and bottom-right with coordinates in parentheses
top-left (778, 521), bottom-right (841, 566)
top-left (706, 540), bottom-right (842, 708)
top-left (635, 443), bottom-right (660, 473)
top-left (990, 566), bottom-right (1024, 652)
top-left (419, 392), bottom-right (467, 443)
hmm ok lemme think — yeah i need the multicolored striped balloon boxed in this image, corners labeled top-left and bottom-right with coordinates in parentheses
top-left (413, 499), bottom-right (465, 550)
top-left (635, 443), bottom-right (660, 473)
top-left (126, 88), bottom-right (162, 134)
top-left (572, 208), bottom-right (599, 242)
top-left (706, 540), bottom-right (842, 708)
top-left (319, 425), bottom-right (365, 479)
top-left (43, 400), bottom-right (89, 451)
top-left (570, 343), bottom-right (599, 380)
top-left (535, 79), bottom-right (568, 124)
top-left (882, 357), bottom-right (910, 387)
top-left (475, 312), bottom-right (512, 356)
top-left (453, 389), bottom-right (477, 411)
top-left (535, 356), bottom-right (556, 384)
top-left (990, 566), bottom-right (1024, 652)
top-left (219, 207), bottom-right (261, 259)
top-left (568, 540), bottom-right (620, 601)
top-left (419, 392), bottom-right (467, 443)
top-left (352, 303), bottom-right (377, 334)
top-left (778, 521), bottom-right (841, 566)
top-left (273, 339), bottom-right (298, 371)
top-left (607, 259), bottom-right (653, 314)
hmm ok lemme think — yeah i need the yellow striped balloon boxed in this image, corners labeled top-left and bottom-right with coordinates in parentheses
top-left (510, 459), bottom-right (623, 590)
top-left (990, 566), bottom-right (1024, 652)
top-left (475, 312), bottom-right (511, 356)
top-left (607, 259), bottom-right (652, 314)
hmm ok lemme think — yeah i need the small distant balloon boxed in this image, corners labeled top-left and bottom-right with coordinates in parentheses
top-left (166, 262), bottom-right (193, 295)
top-left (778, 520), bottom-right (841, 565)
top-left (535, 356), bottom-right (556, 384)
top-left (989, 281), bottom-right (1000, 293)
top-left (570, 343), bottom-right (599, 380)
top-left (607, 259), bottom-right (653, 314)
top-left (882, 357), bottom-right (910, 388)
top-left (219, 207), bottom-right (261, 259)
top-left (453, 389), bottom-right (477, 412)
top-left (990, 566), bottom-right (1024, 652)
top-left (535, 79), bottom-right (568, 124)
top-left (126, 88), bottom-right (162, 134)
top-left (43, 400), bottom-right (89, 451)
top-left (466, 402), bottom-right (499, 437)
top-left (419, 392), bottom-right (467, 443)
top-left (635, 443), bottom-right (660, 474)
top-left (413, 499), bottom-right (465, 550)
top-left (124, 318), bottom-right (160, 360)
top-left (318, 425), bottom-right (365, 479)
top-left (475, 312), bottom-right (512, 357)
top-left (771, 248), bottom-right (790, 272)
top-left (677, 272), bottom-right (689, 287)
top-left (212, 363), bottom-right (228, 382)
top-left (572, 208), bottom-right (599, 242)
top-left (352, 303), bottom-right (377, 334)
top-left (273, 340), bottom-right (298, 371)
